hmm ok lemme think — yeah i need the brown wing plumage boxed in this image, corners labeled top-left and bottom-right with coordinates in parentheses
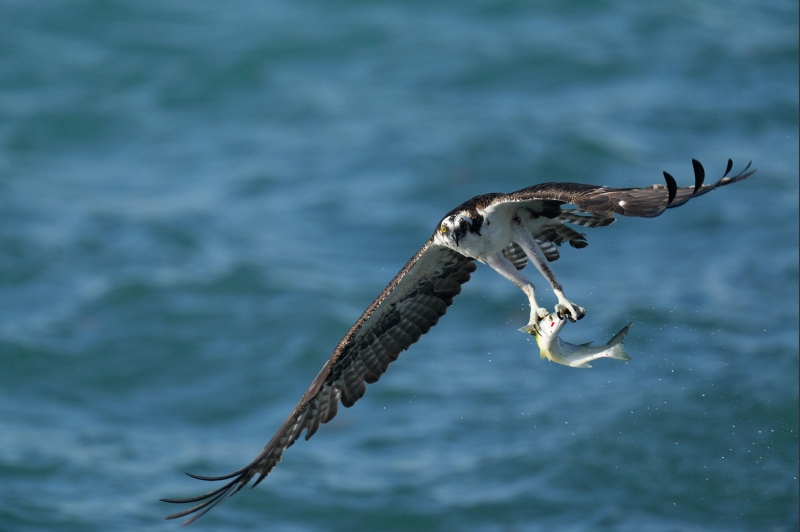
top-left (162, 241), bottom-right (475, 524)
top-left (488, 159), bottom-right (754, 262)
top-left (496, 158), bottom-right (755, 219)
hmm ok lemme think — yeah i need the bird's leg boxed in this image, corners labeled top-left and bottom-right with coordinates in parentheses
top-left (510, 218), bottom-right (586, 323)
top-left (484, 252), bottom-right (549, 333)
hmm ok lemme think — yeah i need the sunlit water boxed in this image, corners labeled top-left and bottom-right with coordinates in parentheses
top-left (1, 1), bottom-right (797, 530)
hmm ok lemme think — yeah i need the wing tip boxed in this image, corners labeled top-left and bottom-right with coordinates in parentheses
top-left (662, 171), bottom-right (678, 206)
top-left (162, 473), bottom-right (246, 524)
top-left (664, 157), bottom-right (754, 210)
top-left (690, 158), bottom-right (705, 194)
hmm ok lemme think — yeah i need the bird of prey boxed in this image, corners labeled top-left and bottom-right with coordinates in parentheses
top-left (163, 158), bottom-right (754, 524)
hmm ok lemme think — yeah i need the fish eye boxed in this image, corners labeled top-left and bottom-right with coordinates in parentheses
top-left (459, 219), bottom-right (468, 231)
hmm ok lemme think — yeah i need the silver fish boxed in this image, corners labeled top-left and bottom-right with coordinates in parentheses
top-left (523, 313), bottom-right (633, 368)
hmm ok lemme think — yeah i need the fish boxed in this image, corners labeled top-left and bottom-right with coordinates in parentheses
top-left (522, 312), bottom-right (633, 368)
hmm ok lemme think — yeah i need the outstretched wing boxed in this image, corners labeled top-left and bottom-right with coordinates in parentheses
top-left (496, 158), bottom-right (755, 219)
top-left (486, 159), bottom-right (755, 261)
top-left (162, 240), bottom-right (476, 524)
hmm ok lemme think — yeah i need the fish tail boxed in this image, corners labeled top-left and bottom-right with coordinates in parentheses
top-left (605, 322), bottom-right (633, 361)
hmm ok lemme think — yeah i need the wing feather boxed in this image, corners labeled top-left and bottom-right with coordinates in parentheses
top-left (502, 242), bottom-right (528, 270)
top-left (558, 210), bottom-right (615, 228)
top-left (482, 159), bottom-right (754, 265)
top-left (553, 224), bottom-right (588, 249)
top-left (162, 241), bottom-right (475, 524)
top-left (534, 235), bottom-right (560, 261)
top-left (493, 159), bottom-right (755, 220)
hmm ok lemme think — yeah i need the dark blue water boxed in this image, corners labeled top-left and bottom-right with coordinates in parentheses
top-left (1, 1), bottom-right (797, 530)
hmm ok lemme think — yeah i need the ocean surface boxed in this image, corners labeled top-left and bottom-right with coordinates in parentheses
top-left (1, 1), bottom-right (797, 530)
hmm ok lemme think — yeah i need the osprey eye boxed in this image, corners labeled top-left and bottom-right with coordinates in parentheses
top-left (440, 225), bottom-right (447, 234)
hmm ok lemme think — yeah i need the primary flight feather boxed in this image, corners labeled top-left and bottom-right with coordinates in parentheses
top-left (162, 158), bottom-right (754, 524)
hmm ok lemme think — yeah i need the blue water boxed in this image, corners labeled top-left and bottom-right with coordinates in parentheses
top-left (1, 1), bottom-right (797, 530)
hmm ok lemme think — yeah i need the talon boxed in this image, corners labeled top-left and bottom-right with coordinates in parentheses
top-left (555, 301), bottom-right (585, 323)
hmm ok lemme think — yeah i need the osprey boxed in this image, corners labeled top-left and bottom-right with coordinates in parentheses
top-left (163, 158), bottom-right (754, 524)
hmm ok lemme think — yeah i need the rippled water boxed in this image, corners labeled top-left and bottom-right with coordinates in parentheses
top-left (1, 1), bottom-right (797, 530)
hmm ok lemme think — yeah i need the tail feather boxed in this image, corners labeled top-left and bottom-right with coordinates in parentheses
top-left (605, 322), bottom-right (633, 361)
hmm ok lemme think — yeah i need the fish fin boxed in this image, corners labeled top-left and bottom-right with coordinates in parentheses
top-left (577, 341), bottom-right (594, 347)
top-left (607, 322), bottom-right (633, 345)
top-left (609, 347), bottom-right (631, 362)
top-left (605, 322), bottom-right (633, 361)
top-left (573, 362), bottom-right (592, 368)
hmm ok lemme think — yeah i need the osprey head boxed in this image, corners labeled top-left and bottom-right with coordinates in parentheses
top-left (436, 212), bottom-right (482, 249)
